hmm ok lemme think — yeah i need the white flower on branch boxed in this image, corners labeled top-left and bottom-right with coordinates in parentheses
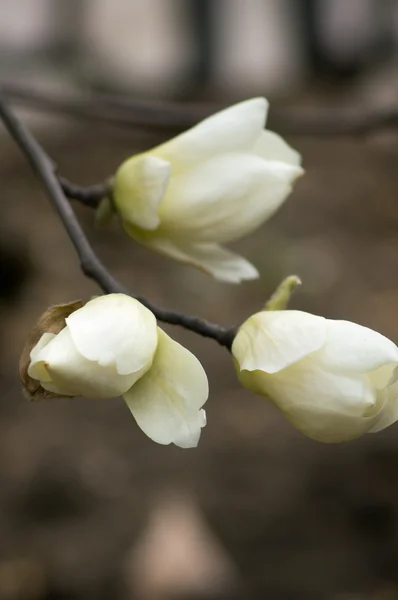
top-left (21, 294), bottom-right (208, 448)
top-left (113, 98), bottom-right (303, 283)
top-left (232, 310), bottom-right (398, 442)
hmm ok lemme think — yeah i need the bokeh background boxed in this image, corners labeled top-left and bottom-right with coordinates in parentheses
top-left (2, 1), bottom-right (398, 599)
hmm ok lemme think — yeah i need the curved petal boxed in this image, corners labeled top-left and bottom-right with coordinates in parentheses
top-left (66, 294), bottom-right (158, 376)
top-left (152, 98), bottom-right (268, 174)
top-left (39, 326), bottom-right (143, 398)
top-left (123, 329), bottom-right (208, 448)
top-left (124, 229), bottom-right (258, 283)
top-left (370, 365), bottom-right (398, 396)
top-left (239, 358), bottom-right (380, 442)
top-left (316, 320), bottom-right (398, 376)
top-left (263, 357), bottom-right (377, 415)
top-left (114, 154), bottom-right (171, 230)
top-left (158, 153), bottom-right (302, 243)
top-left (232, 310), bottom-right (326, 373)
top-left (283, 402), bottom-right (379, 443)
top-left (28, 332), bottom-right (57, 382)
top-left (253, 130), bottom-right (302, 166)
top-left (369, 381), bottom-right (398, 433)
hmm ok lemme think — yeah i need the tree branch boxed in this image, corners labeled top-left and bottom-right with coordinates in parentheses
top-left (0, 91), bottom-right (235, 349)
top-left (4, 82), bottom-right (398, 136)
top-left (2, 83), bottom-right (207, 131)
top-left (58, 176), bottom-right (110, 208)
top-left (8, 83), bottom-right (398, 210)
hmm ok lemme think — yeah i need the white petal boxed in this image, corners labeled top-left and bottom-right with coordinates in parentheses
top-left (253, 130), bottom-right (302, 166)
top-left (241, 358), bottom-right (380, 442)
top-left (123, 329), bottom-right (208, 448)
top-left (232, 310), bottom-right (326, 373)
top-left (316, 320), bottom-right (398, 375)
top-left (114, 154), bottom-right (171, 230)
top-left (283, 402), bottom-right (379, 443)
top-left (125, 231), bottom-right (258, 283)
top-left (171, 409), bottom-right (207, 449)
top-left (28, 332), bottom-right (56, 382)
top-left (39, 326), bottom-right (142, 398)
top-left (66, 294), bottom-right (158, 376)
top-left (369, 381), bottom-right (398, 433)
top-left (369, 363), bottom-right (398, 392)
top-left (159, 153), bottom-right (302, 243)
top-left (265, 357), bottom-right (377, 415)
top-left (153, 98), bottom-right (268, 173)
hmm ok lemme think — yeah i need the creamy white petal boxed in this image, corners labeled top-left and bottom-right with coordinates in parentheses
top-left (283, 402), bottom-right (379, 442)
top-left (172, 409), bottom-right (207, 449)
top-left (369, 381), bottom-right (398, 433)
top-left (28, 332), bottom-right (57, 382)
top-left (155, 155), bottom-right (300, 244)
top-left (123, 329), bottom-right (208, 448)
top-left (237, 356), bottom-right (382, 442)
top-left (124, 231), bottom-right (258, 283)
top-left (158, 154), bottom-right (302, 243)
top-left (260, 357), bottom-right (377, 416)
top-left (315, 320), bottom-right (398, 376)
top-left (66, 294), bottom-right (158, 376)
top-left (114, 154), bottom-right (171, 230)
top-left (152, 98), bottom-right (268, 174)
top-left (253, 130), bottom-right (302, 166)
top-left (38, 327), bottom-right (142, 398)
top-left (232, 310), bottom-right (326, 373)
top-left (367, 363), bottom-right (398, 393)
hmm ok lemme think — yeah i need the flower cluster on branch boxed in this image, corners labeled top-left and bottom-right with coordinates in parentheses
top-left (1, 89), bottom-right (397, 448)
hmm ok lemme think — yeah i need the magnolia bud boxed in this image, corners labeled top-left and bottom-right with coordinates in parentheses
top-left (23, 294), bottom-right (158, 400)
top-left (232, 310), bottom-right (398, 443)
top-left (21, 294), bottom-right (208, 448)
top-left (113, 98), bottom-right (303, 284)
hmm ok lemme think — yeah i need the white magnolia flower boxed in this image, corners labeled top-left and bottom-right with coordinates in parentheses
top-left (27, 294), bottom-right (208, 448)
top-left (113, 98), bottom-right (303, 283)
top-left (232, 310), bottom-right (398, 442)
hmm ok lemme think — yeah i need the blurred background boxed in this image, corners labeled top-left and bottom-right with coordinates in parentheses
top-left (2, 1), bottom-right (398, 599)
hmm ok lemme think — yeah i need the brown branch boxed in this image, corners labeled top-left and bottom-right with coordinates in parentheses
top-left (58, 176), bottom-right (111, 208)
top-left (1, 83), bottom-right (209, 132)
top-left (0, 91), bottom-right (235, 349)
top-left (3, 82), bottom-right (398, 136)
top-left (269, 107), bottom-right (398, 136)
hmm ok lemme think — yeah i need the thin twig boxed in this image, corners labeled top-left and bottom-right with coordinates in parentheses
top-left (270, 107), bottom-right (398, 136)
top-left (59, 176), bottom-right (110, 208)
top-left (0, 92), bottom-right (234, 349)
top-left (2, 83), bottom-right (208, 131)
top-left (4, 82), bottom-right (398, 136)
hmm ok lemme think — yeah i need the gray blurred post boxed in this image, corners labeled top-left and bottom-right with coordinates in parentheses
top-left (298, 0), bottom-right (396, 80)
top-left (46, 0), bottom-right (84, 76)
top-left (187, 0), bottom-right (215, 89)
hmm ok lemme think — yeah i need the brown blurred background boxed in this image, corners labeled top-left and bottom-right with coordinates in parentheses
top-left (2, 1), bottom-right (398, 599)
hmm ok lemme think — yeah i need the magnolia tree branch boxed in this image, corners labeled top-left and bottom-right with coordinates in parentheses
top-left (59, 176), bottom-right (110, 208)
top-left (6, 83), bottom-right (398, 210)
top-left (2, 83), bottom-right (205, 131)
top-left (4, 82), bottom-right (398, 136)
top-left (0, 92), bottom-right (235, 349)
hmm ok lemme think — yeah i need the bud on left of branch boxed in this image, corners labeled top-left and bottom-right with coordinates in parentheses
top-left (20, 294), bottom-right (208, 448)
